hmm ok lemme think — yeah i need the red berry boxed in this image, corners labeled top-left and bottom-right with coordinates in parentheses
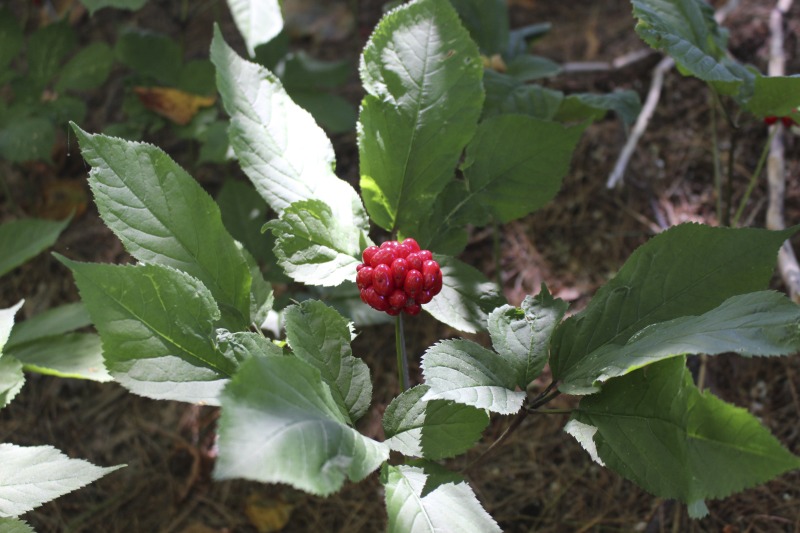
top-left (389, 289), bottom-right (408, 309)
top-left (764, 116), bottom-right (779, 125)
top-left (359, 288), bottom-right (369, 304)
top-left (372, 264), bottom-right (394, 296)
top-left (422, 260), bottom-right (440, 290)
top-left (782, 116), bottom-right (796, 128)
top-left (391, 258), bottom-right (409, 288)
top-left (406, 252), bottom-right (423, 271)
top-left (403, 302), bottom-right (422, 316)
top-left (356, 266), bottom-right (373, 289)
top-left (364, 287), bottom-right (389, 311)
top-left (395, 244), bottom-right (412, 259)
top-left (418, 250), bottom-right (433, 262)
top-left (404, 269), bottom-right (423, 298)
top-left (416, 289), bottom-right (435, 304)
top-left (380, 240), bottom-right (398, 249)
top-left (402, 237), bottom-right (420, 252)
top-left (362, 245), bottom-right (379, 265)
top-left (370, 247), bottom-right (396, 267)
top-left (431, 273), bottom-right (443, 294)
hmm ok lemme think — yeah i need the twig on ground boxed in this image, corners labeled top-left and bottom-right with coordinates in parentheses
top-left (765, 0), bottom-right (800, 301)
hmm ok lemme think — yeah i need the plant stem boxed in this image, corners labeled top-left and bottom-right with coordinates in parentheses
top-left (395, 314), bottom-right (410, 391)
top-left (461, 408), bottom-right (529, 474)
top-left (731, 125), bottom-right (778, 227)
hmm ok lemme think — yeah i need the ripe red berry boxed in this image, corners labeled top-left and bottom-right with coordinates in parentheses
top-left (372, 264), bottom-right (394, 296)
top-left (404, 269), bottom-right (423, 298)
top-left (782, 116), bottom-right (796, 128)
top-left (418, 250), bottom-right (433, 262)
top-left (764, 116), bottom-right (778, 125)
top-left (363, 287), bottom-right (389, 311)
top-left (371, 247), bottom-right (396, 268)
top-left (362, 245), bottom-right (379, 265)
top-left (395, 243), bottom-right (412, 259)
top-left (391, 258), bottom-right (409, 288)
top-left (389, 289), bottom-right (408, 309)
top-left (402, 237), bottom-right (420, 253)
top-left (417, 289), bottom-right (435, 304)
top-left (356, 266), bottom-right (373, 290)
top-left (422, 260), bottom-right (440, 290)
top-left (386, 307), bottom-right (402, 316)
top-left (403, 302), bottom-right (422, 316)
top-left (406, 252), bottom-right (423, 271)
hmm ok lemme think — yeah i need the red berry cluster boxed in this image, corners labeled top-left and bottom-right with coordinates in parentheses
top-left (764, 115), bottom-right (798, 127)
top-left (356, 238), bottom-right (443, 316)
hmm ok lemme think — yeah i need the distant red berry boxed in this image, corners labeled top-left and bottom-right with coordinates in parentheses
top-left (782, 116), bottom-right (796, 128)
top-left (764, 116), bottom-right (779, 125)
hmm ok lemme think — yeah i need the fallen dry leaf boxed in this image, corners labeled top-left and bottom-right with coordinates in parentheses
top-left (245, 492), bottom-right (294, 533)
top-left (39, 179), bottom-right (88, 220)
top-left (134, 87), bottom-right (216, 126)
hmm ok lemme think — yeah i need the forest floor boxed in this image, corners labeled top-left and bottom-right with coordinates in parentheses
top-left (2, 0), bottom-right (799, 532)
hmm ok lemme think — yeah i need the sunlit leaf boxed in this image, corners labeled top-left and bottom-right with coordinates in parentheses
top-left (226, 0), bottom-right (283, 57)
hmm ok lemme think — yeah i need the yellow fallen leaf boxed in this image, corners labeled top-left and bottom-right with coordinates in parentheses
top-left (245, 492), bottom-right (294, 533)
top-left (133, 87), bottom-right (216, 126)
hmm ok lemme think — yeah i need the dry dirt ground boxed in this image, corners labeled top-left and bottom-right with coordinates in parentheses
top-left (1, 0), bottom-right (799, 532)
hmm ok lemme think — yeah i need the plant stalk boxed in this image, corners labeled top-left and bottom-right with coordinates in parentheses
top-left (395, 314), bottom-right (410, 391)
top-left (731, 125), bottom-right (778, 227)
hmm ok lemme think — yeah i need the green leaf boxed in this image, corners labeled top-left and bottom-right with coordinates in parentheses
top-left (631, 0), bottom-right (749, 94)
top-left (413, 180), bottom-right (489, 256)
top-left (115, 29), bottom-right (182, 85)
top-left (79, 0), bottom-right (148, 14)
top-left (266, 200), bottom-right (368, 287)
top-left (27, 21), bottom-right (76, 88)
top-left (505, 55), bottom-right (561, 82)
top-left (424, 256), bottom-right (505, 334)
top-left (176, 59), bottom-right (216, 96)
top-left (383, 464), bottom-right (501, 533)
top-left (421, 339), bottom-right (525, 414)
top-left (555, 90), bottom-right (642, 126)
top-left (55, 42), bottom-right (113, 92)
top-left (288, 91), bottom-right (357, 134)
top-left (571, 357), bottom-right (800, 515)
top-left (482, 71), bottom-right (564, 120)
top-left (225, 0), bottom-right (283, 57)
top-left (0, 8), bottom-right (23, 70)
top-left (215, 355), bottom-right (389, 496)
top-left (551, 223), bottom-right (798, 385)
top-left (60, 258), bottom-right (234, 404)
top-left (0, 356), bottom-right (24, 410)
top-left (216, 179), bottom-right (273, 264)
top-left (5, 303), bottom-right (90, 348)
top-left (306, 282), bottom-right (393, 328)
top-left (358, 0), bottom-right (484, 233)
top-left (216, 330), bottom-right (283, 365)
top-left (488, 286), bottom-right (568, 389)
top-left (0, 117), bottom-right (55, 162)
top-left (0, 517), bottom-right (34, 533)
top-left (383, 384), bottom-right (489, 460)
top-left (0, 301), bottom-right (23, 355)
top-left (283, 300), bottom-right (372, 423)
top-left (560, 291), bottom-right (800, 393)
top-left (281, 52), bottom-right (351, 90)
top-left (0, 217), bottom-right (70, 277)
top-left (0, 443), bottom-right (123, 518)
top-left (461, 115), bottom-right (584, 223)
top-left (448, 0), bottom-right (509, 55)
top-left (72, 126), bottom-right (252, 330)
top-left (745, 75), bottom-right (800, 118)
top-left (7, 333), bottom-right (111, 382)
top-left (211, 27), bottom-right (368, 230)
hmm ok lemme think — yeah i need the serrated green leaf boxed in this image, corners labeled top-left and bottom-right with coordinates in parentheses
top-left (55, 42), bottom-right (113, 92)
top-left (572, 357), bottom-right (800, 513)
top-left (72, 126), bottom-right (251, 330)
top-left (0, 217), bottom-right (70, 277)
top-left (244, 249), bottom-right (273, 327)
top-left (0, 301), bottom-right (23, 356)
top-left (226, 0), bottom-right (282, 57)
top-left (7, 333), bottom-right (111, 382)
top-left (631, 0), bottom-right (749, 92)
top-left (0, 356), bottom-right (24, 410)
top-left (482, 71), bottom-right (564, 120)
top-left (423, 256), bottom-right (505, 334)
top-left (215, 355), bottom-right (389, 496)
top-left (61, 258), bottom-right (234, 404)
top-left (489, 286), bottom-right (568, 389)
top-left (383, 384), bottom-right (489, 460)
top-left (216, 330), bottom-right (283, 365)
top-left (284, 300), bottom-right (372, 423)
top-left (0, 517), bottom-right (35, 533)
top-left (421, 339), bottom-right (525, 414)
top-left (266, 199), bottom-right (368, 287)
top-left (216, 179), bottom-right (273, 264)
top-left (5, 303), bottom-right (90, 349)
top-left (0, 9), bottom-right (23, 70)
top-left (383, 464), bottom-right (501, 533)
top-left (211, 27), bottom-right (368, 230)
top-left (413, 180), bottom-right (489, 256)
top-left (555, 90), bottom-right (642, 125)
top-left (80, 0), bottom-right (148, 14)
top-left (358, 0), bottom-right (484, 233)
top-left (27, 21), bottom-right (76, 88)
top-left (551, 223), bottom-right (798, 384)
top-left (0, 443), bottom-right (123, 518)
top-left (461, 115), bottom-right (584, 223)
top-left (448, 0), bottom-right (508, 55)
top-left (745, 75), bottom-right (800, 118)
top-left (0, 117), bottom-right (55, 162)
top-left (560, 291), bottom-right (800, 393)
top-left (115, 29), bottom-right (181, 85)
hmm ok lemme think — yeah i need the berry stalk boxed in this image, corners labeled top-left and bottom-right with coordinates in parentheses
top-left (395, 313), bottom-right (410, 391)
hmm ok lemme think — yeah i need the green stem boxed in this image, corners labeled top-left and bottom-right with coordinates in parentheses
top-left (731, 126), bottom-right (778, 227)
top-left (395, 314), bottom-right (410, 391)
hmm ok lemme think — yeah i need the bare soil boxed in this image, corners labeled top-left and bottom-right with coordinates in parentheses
top-left (1, 0), bottom-right (799, 532)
